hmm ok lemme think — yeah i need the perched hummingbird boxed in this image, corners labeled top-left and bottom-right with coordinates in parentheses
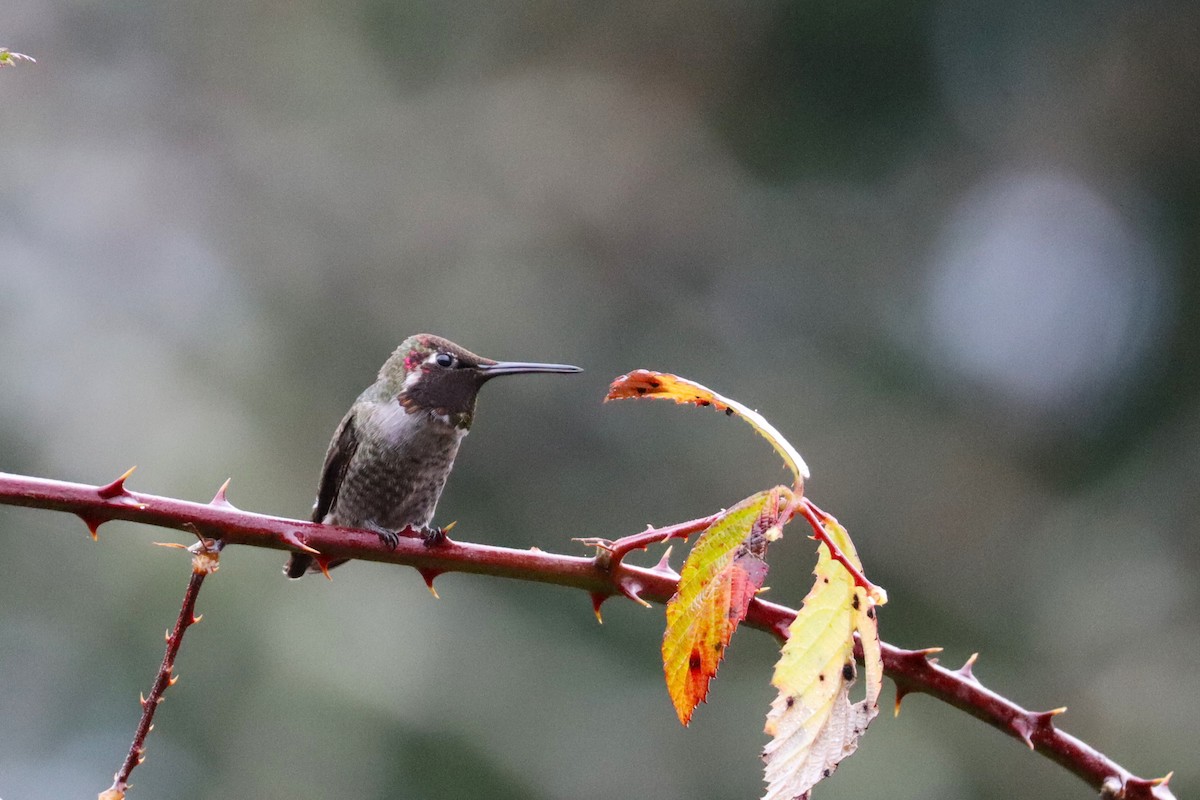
top-left (285, 334), bottom-right (581, 578)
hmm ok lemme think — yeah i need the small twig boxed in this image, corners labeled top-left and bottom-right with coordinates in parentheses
top-left (574, 510), bottom-right (724, 569)
top-left (99, 538), bottom-right (220, 800)
top-left (798, 497), bottom-right (884, 599)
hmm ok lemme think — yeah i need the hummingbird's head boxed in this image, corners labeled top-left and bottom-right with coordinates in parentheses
top-left (380, 334), bottom-right (581, 428)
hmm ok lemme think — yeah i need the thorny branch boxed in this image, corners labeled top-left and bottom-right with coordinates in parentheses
top-left (0, 470), bottom-right (1176, 800)
top-left (99, 537), bottom-right (220, 800)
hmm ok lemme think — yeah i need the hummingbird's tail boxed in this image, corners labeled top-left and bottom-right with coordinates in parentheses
top-left (284, 553), bottom-right (313, 579)
top-left (284, 553), bottom-right (350, 578)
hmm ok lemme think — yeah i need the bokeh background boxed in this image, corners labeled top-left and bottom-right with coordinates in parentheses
top-left (2, 2), bottom-right (1198, 798)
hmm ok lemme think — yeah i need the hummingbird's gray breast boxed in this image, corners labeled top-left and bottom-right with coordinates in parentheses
top-left (327, 400), bottom-right (465, 531)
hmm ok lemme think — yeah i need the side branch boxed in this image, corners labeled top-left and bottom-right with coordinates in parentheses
top-left (100, 539), bottom-right (220, 800)
top-left (0, 471), bottom-right (1174, 800)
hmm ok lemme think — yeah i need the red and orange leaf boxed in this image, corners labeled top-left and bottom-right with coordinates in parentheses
top-left (607, 370), bottom-right (810, 485)
top-left (663, 487), bottom-right (794, 725)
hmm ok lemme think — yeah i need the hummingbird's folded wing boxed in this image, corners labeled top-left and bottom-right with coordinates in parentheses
top-left (312, 410), bottom-right (359, 524)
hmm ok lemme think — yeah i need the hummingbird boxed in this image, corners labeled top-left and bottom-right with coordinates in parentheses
top-left (285, 334), bottom-right (582, 578)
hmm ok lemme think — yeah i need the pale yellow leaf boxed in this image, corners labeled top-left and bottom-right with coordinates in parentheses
top-left (762, 517), bottom-right (883, 800)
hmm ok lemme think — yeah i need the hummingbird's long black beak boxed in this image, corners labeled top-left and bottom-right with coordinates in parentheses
top-left (477, 361), bottom-right (583, 378)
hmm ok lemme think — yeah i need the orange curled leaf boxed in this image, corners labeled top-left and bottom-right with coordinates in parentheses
top-left (663, 487), bottom-right (793, 725)
top-left (607, 370), bottom-right (809, 485)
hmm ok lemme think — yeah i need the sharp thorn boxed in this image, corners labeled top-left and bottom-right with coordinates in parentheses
top-left (97, 466), bottom-right (137, 500)
top-left (441, 520), bottom-right (458, 533)
top-left (77, 512), bottom-right (105, 540)
top-left (139, 692), bottom-right (147, 707)
top-left (418, 569), bottom-right (442, 599)
top-left (651, 546), bottom-right (675, 574)
top-left (957, 652), bottom-right (979, 680)
top-left (164, 629), bottom-right (171, 642)
top-left (191, 614), bottom-right (203, 624)
top-left (1032, 707), bottom-right (1067, 730)
top-left (618, 580), bottom-right (652, 608)
top-left (315, 556), bottom-right (333, 581)
top-left (894, 686), bottom-right (910, 717)
top-left (281, 530), bottom-right (321, 556)
top-left (590, 592), bottom-right (607, 624)
top-left (1011, 717), bottom-right (1036, 749)
top-left (154, 541), bottom-right (190, 550)
top-left (210, 478), bottom-right (234, 507)
top-left (168, 674), bottom-right (179, 686)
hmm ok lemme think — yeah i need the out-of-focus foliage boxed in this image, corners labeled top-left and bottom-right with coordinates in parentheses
top-left (2, 2), bottom-right (1198, 799)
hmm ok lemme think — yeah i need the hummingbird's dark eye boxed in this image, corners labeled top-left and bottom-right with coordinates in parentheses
top-left (435, 353), bottom-right (455, 368)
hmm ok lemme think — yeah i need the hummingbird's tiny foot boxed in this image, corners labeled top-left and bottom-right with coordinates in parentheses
top-left (419, 526), bottom-right (447, 548)
top-left (364, 520), bottom-right (401, 550)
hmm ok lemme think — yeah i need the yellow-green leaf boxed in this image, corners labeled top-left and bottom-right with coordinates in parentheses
top-left (663, 487), bottom-right (793, 725)
top-left (762, 517), bottom-right (883, 800)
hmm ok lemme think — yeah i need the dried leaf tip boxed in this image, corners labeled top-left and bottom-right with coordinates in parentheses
top-left (0, 48), bottom-right (36, 66)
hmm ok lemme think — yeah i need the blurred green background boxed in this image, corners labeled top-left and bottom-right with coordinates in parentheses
top-left (2, 1), bottom-right (1198, 798)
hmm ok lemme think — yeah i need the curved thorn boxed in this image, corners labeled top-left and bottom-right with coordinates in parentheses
top-left (191, 614), bottom-right (203, 624)
top-left (97, 466), bottom-right (137, 500)
top-left (210, 478), bottom-right (234, 507)
top-left (418, 569), bottom-right (442, 599)
top-left (590, 592), bottom-right (607, 624)
top-left (617, 579), bottom-right (652, 608)
top-left (280, 530), bottom-right (321, 556)
top-left (314, 556), bottom-right (333, 581)
top-left (77, 512), bottom-right (105, 540)
top-left (1012, 716), bottom-right (1036, 750)
top-left (894, 686), bottom-right (910, 717)
top-left (652, 546), bottom-right (675, 574)
top-left (958, 652), bottom-right (979, 680)
top-left (164, 629), bottom-right (171, 642)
